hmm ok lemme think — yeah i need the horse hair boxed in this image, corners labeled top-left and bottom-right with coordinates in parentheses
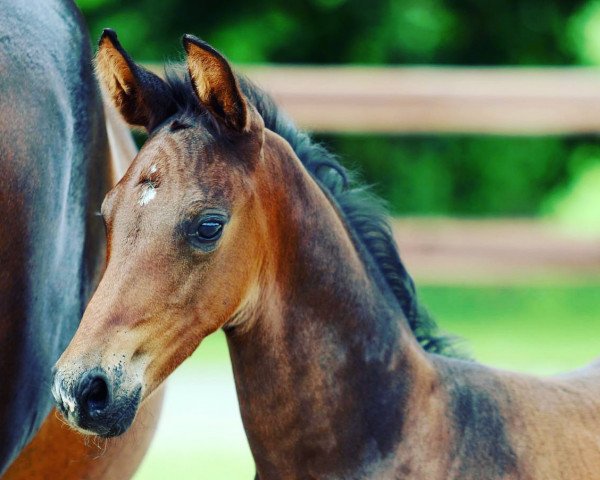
top-left (161, 66), bottom-right (459, 357)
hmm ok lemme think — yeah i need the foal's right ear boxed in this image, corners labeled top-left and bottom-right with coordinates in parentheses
top-left (182, 35), bottom-right (249, 133)
top-left (96, 29), bottom-right (175, 131)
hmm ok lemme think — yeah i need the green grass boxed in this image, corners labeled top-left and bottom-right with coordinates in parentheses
top-left (136, 283), bottom-right (600, 479)
top-left (420, 283), bottom-right (600, 374)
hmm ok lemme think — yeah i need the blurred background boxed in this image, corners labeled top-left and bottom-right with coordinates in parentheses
top-left (76, 0), bottom-right (600, 478)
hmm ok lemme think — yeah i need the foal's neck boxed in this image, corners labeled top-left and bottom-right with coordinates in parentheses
top-left (226, 132), bottom-right (435, 479)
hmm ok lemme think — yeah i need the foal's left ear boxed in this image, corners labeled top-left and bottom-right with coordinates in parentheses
top-left (97, 29), bottom-right (175, 131)
top-left (182, 35), bottom-right (248, 133)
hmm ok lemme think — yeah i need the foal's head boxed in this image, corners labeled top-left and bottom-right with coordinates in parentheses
top-left (53, 30), bottom-right (274, 436)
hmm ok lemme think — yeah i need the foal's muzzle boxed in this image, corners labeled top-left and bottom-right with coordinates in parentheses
top-left (52, 368), bottom-right (141, 437)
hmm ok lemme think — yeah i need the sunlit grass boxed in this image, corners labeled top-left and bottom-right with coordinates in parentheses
top-left (136, 282), bottom-right (600, 479)
top-left (421, 283), bottom-right (600, 374)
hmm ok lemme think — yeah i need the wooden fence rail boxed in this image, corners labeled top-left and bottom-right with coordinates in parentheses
top-left (146, 65), bottom-right (600, 134)
top-left (392, 219), bottom-right (600, 284)
top-left (148, 65), bottom-right (600, 135)
top-left (242, 67), bottom-right (600, 135)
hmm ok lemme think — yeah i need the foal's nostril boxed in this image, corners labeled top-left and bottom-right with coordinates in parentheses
top-left (81, 375), bottom-right (110, 415)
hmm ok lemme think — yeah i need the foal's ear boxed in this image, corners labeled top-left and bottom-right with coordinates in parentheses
top-left (96, 29), bottom-right (175, 131)
top-left (182, 35), bottom-right (248, 133)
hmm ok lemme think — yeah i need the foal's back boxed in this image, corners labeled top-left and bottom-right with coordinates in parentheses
top-left (0, 0), bottom-right (108, 471)
top-left (426, 355), bottom-right (600, 479)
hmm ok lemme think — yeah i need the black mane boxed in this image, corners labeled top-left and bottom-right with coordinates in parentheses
top-left (164, 67), bottom-right (458, 356)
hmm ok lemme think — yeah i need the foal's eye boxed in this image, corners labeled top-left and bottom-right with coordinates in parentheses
top-left (186, 213), bottom-right (228, 251)
top-left (197, 220), bottom-right (223, 240)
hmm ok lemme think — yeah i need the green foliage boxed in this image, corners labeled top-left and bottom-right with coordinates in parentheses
top-left (568, 0), bottom-right (600, 64)
top-left (544, 144), bottom-right (600, 234)
top-left (77, 0), bottom-right (586, 65)
top-left (318, 134), bottom-right (572, 216)
top-left (347, 0), bottom-right (459, 64)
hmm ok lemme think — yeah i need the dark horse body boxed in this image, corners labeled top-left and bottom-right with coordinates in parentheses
top-left (0, 1), bottom-right (161, 477)
top-left (54, 31), bottom-right (600, 479)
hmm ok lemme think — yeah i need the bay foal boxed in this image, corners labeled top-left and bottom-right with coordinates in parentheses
top-left (54, 30), bottom-right (600, 479)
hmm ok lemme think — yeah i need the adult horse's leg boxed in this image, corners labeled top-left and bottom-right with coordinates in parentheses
top-left (3, 386), bottom-right (164, 480)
